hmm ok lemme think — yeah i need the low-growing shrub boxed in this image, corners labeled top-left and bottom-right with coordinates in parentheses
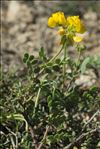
top-left (1, 12), bottom-right (100, 149)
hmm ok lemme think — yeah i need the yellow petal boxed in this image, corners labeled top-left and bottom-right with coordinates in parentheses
top-left (67, 16), bottom-right (79, 26)
top-left (52, 12), bottom-right (67, 26)
top-left (58, 28), bottom-right (65, 35)
top-left (48, 17), bottom-right (56, 28)
top-left (79, 23), bottom-right (86, 33)
top-left (67, 16), bottom-right (86, 34)
top-left (73, 36), bottom-right (83, 42)
top-left (58, 12), bottom-right (67, 25)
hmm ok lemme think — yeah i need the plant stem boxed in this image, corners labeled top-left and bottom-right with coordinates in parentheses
top-left (29, 126), bottom-right (38, 149)
top-left (34, 87), bottom-right (41, 114)
top-left (63, 43), bottom-right (67, 88)
top-left (37, 126), bottom-right (49, 149)
top-left (82, 110), bottom-right (100, 132)
top-left (77, 50), bottom-right (81, 67)
top-left (49, 44), bottom-right (64, 63)
top-left (64, 128), bottom-right (99, 149)
top-left (39, 45), bottom-right (64, 76)
top-left (9, 134), bottom-right (16, 149)
top-left (6, 127), bottom-right (18, 149)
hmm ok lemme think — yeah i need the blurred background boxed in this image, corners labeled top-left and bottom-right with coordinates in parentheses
top-left (1, 0), bottom-right (100, 73)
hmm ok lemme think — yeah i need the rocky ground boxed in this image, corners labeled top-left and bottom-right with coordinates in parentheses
top-left (1, 0), bottom-right (100, 87)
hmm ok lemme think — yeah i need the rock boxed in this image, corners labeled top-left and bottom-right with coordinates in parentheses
top-left (7, 1), bottom-right (20, 22)
top-left (75, 70), bottom-right (96, 87)
top-left (84, 10), bottom-right (97, 21)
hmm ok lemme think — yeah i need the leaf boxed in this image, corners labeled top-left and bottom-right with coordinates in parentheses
top-left (47, 96), bottom-right (52, 112)
top-left (23, 53), bottom-right (29, 63)
top-left (80, 57), bottom-right (90, 74)
top-left (7, 114), bottom-right (28, 131)
top-left (29, 55), bottom-right (34, 61)
top-left (31, 59), bottom-right (38, 65)
top-left (52, 64), bottom-right (60, 71)
top-left (34, 67), bottom-right (40, 73)
top-left (34, 88), bottom-right (41, 112)
top-left (39, 47), bottom-right (47, 61)
top-left (55, 58), bottom-right (61, 64)
top-left (45, 67), bottom-right (52, 73)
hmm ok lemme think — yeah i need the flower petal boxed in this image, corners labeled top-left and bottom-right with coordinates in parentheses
top-left (73, 36), bottom-right (83, 42)
top-left (58, 28), bottom-right (65, 35)
top-left (48, 17), bottom-right (56, 28)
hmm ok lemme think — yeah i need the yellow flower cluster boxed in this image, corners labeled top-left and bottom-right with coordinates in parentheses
top-left (48, 12), bottom-right (67, 28)
top-left (48, 12), bottom-right (86, 43)
top-left (67, 16), bottom-right (86, 34)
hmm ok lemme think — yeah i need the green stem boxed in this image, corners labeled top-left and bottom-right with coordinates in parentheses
top-left (75, 44), bottom-right (81, 69)
top-left (49, 44), bottom-right (64, 63)
top-left (75, 50), bottom-right (81, 73)
top-left (77, 50), bottom-right (81, 66)
top-left (34, 87), bottom-right (41, 114)
top-left (39, 45), bottom-right (64, 75)
top-left (63, 43), bottom-right (67, 87)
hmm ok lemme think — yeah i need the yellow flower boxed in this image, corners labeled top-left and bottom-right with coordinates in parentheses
top-left (67, 16), bottom-right (86, 34)
top-left (48, 12), bottom-right (67, 28)
top-left (48, 17), bottom-right (57, 28)
top-left (58, 27), bottom-right (65, 35)
top-left (73, 36), bottom-right (83, 42)
top-left (48, 12), bottom-right (86, 44)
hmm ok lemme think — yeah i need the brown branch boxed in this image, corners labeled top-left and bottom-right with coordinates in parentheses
top-left (64, 110), bottom-right (100, 149)
top-left (5, 126), bottom-right (18, 149)
top-left (21, 110), bottom-right (39, 149)
top-left (76, 128), bottom-right (98, 142)
top-left (37, 126), bottom-right (49, 149)
top-left (9, 134), bottom-right (16, 149)
top-left (29, 126), bottom-right (38, 149)
top-left (82, 110), bottom-right (100, 132)
top-left (64, 128), bottom-right (99, 149)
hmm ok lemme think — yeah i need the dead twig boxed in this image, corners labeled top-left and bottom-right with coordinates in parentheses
top-left (29, 126), bottom-right (38, 149)
top-left (64, 128), bottom-right (99, 149)
top-left (82, 110), bottom-right (100, 132)
top-left (37, 126), bottom-right (49, 149)
top-left (6, 126), bottom-right (18, 149)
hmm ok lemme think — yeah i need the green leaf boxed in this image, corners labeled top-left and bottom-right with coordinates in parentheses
top-left (47, 62), bottom-right (53, 67)
top-left (39, 47), bottom-right (47, 61)
top-left (34, 67), bottom-right (40, 73)
top-left (27, 61), bottom-right (31, 66)
top-left (80, 57), bottom-right (90, 74)
top-left (23, 53), bottom-right (29, 63)
top-left (34, 88), bottom-right (41, 112)
top-left (77, 45), bottom-right (86, 52)
top-left (7, 114), bottom-right (28, 131)
top-left (45, 67), bottom-right (52, 73)
top-left (55, 58), bottom-right (61, 64)
top-left (52, 64), bottom-right (60, 71)
top-left (29, 55), bottom-right (34, 61)
top-left (47, 96), bottom-right (52, 112)
top-left (31, 59), bottom-right (38, 65)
